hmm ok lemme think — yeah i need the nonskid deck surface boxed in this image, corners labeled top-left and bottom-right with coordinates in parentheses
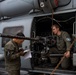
top-left (29, 67), bottom-right (76, 75)
top-left (0, 68), bottom-right (29, 75)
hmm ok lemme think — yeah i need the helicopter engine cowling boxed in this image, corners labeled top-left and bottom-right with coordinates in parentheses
top-left (0, 0), bottom-right (39, 17)
top-left (0, 0), bottom-right (59, 18)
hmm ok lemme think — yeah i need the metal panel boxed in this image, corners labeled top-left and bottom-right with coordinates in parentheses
top-left (0, 0), bottom-right (39, 17)
top-left (73, 53), bottom-right (76, 66)
top-left (0, 15), bottom-right (34, 69)
top-left (56, 0), bottom-right (72, 11)
top-left (73, 0), bottom-right (76, 8)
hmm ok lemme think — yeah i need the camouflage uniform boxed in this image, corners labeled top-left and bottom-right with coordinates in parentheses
top-left (4, 40), bottom-right (21, 75)
top-left (50, 31), bottom-right (71, 69)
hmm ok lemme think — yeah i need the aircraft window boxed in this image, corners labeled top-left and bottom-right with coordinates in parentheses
top-left (2, 26), bottom-right (24, 47)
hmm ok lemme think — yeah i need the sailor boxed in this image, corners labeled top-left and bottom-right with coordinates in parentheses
top-left (4, 31), bottom-right (26, 75)
top-left (50, 24), bottom-right (71, 69)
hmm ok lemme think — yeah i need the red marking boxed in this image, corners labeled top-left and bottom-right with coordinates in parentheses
top-left (54, 0), bottom-right (58, 6)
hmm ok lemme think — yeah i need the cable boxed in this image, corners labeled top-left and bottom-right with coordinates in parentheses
top-left (36, 16), bottom-right (75, 28)
top-left (36, 17), bottom-right (61, 27)
top-left (58, 0), bottom-right (71, 7)
top-left (55, 17), bottom-right (75, 22)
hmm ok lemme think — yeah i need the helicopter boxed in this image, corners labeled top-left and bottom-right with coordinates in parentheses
top-left (0, 0), bottom-right (76, 75)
